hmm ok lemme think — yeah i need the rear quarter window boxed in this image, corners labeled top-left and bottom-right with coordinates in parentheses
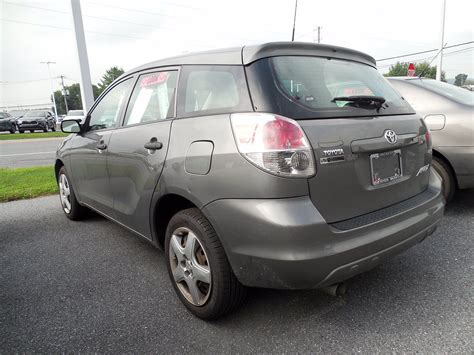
top-left (177, 65), bottom-right (252, 118)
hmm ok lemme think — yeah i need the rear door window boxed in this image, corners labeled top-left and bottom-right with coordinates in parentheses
top-left (124, 70), bottom-right (178, 126)
top-left (177, 65), bottom-right (252, 117)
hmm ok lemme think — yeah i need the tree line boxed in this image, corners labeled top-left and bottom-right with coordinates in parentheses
top-left (53, 66), bottom-right (124, 115)
top-left (385, 61), bottom-right (471, 87)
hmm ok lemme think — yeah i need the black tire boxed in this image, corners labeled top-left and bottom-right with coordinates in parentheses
top-left (58, 166), bottom-right (88, 220)
top-left (51, 125), bottom-right (56, 132)
top-left (9, 124), bottom-right (16, 134)
top-left (43, 125), bottom-right (48, 132)
top-left (165, 208), bottom-right (246, 319)
top-left (19, 130), bottom-right (24, 134)
top-left (432, 156), bottom-right (456, 202)
top-left (30, 130), bottom-right (35, 133)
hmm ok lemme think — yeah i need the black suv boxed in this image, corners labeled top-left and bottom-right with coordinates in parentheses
top-left (17, 110), bottom-right (56, 133)
top-left (0, 112), bottom-right (17, 133)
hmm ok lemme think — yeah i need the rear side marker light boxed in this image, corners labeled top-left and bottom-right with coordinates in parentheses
top-left (230, 113), bottom-right (316, 177)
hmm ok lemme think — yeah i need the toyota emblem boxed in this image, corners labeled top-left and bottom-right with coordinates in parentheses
top-left (384, 130), bottom-right (397, 144)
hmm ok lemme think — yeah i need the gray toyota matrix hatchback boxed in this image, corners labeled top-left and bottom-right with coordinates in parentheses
top-left (56, 42), bottom-right (444, 319)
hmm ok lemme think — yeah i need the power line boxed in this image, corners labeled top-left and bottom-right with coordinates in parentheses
top-left (1, 78), bottom-right (55, 84)
top-left (85, 2), bottom-right (181, 18)
top-left (444, 47), bottom-right (474, 56)
top-left (0, 18), bottom-right (176, 42)
top-left (0, 16), bottom-right (261, 48)
top-left (2, 1), bottom-right (285, 43)
top-left (3, 1), bottom-right (169, 30)
top-left (376, 41), bottom-right (474, 61)
top-left (1, 18), bottom-right (71, 31)
top-left (377, 47), bottom-right (474, 68)
top-left (3, 1), bottom-right (68, 15)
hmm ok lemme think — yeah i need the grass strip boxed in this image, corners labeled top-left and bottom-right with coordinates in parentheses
top-left (0, 166), bottom-right (58, 202)
top-left (0, 132), bottom-right (69, 140)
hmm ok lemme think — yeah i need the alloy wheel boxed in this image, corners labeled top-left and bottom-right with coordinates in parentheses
top-left (58, 174), bottom-right (72, 214)
top-left (169, 227), bottom-right (212, 306)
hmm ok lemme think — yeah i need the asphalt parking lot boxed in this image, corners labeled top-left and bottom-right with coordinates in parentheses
top-left (1, 190), bottom-right (473, 353)
top-left (0, 137), bottom-right (62, 168)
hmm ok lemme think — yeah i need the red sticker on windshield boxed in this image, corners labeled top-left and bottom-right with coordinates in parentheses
top-left (140, 72), bottom-right (168, 87)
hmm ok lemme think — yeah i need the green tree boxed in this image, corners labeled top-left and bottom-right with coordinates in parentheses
top-left (385, 61), bottom-right (446, 81)
top-left (54, 83), bottom-right (101, 114)
top-left (52, 67), bottom-right (124, 114)
top-left (97, 66), bottom-right (124, 95)
top-left (454, 73), bottom-right (468, 86)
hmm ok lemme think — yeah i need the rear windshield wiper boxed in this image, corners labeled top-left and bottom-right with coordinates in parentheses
top-left (332, 95), bottom-right (386, 109)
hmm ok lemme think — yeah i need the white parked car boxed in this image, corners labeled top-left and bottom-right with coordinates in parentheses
top-left (64, 110), bottom-right (85, 123)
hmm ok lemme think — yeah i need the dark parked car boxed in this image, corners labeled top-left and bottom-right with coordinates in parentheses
top-left (0, 112), bottom-right (17, 133)
top-left (17, 110), bottom-right (56, 133)
top-left (8, 109), bottom-right (26, 119)
top-left (56, 42), bottom-right (444, 319)
top-left (387, 77), bottom-right (474, 201)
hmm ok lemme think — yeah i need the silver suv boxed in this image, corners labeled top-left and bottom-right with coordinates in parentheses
top-left (57, 42), bottom-right (444, 319)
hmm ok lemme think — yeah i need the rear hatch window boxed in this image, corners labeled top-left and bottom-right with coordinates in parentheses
top-left (246, 56), bottom-right (415, 119)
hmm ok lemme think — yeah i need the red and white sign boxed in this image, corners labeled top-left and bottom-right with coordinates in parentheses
top-left (407, 63), bottom-right (416, 77)
top-left (140, 72), bottom-right (168, 87)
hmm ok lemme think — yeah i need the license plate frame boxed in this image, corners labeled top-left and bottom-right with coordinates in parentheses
top-left (370, 149), bottom-right (403, 186)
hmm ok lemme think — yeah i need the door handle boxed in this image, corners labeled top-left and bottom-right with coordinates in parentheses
top-left (96, 142), bottom-right (107, 150)
top-left (144, 141), bottom-right (163, 150)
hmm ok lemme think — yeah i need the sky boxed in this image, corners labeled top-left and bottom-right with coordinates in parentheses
top-left (1, 0), bottom-right (473, 108)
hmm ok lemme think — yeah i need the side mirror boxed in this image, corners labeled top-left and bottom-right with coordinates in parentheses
top-left (61, 119), bottom-right (81, 134)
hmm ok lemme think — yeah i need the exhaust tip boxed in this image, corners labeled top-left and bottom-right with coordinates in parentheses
top-left (319, 282), bottom-right (347, 297)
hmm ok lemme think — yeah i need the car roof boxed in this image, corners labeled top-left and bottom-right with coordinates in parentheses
top-left (122, 42), bottom-right (376, 78)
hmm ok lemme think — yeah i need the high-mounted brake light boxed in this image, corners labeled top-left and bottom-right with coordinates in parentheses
top-left (230, 113), bottom-right (316, 177)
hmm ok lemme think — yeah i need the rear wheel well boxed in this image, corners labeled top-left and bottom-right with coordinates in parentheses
top-left (54, 159), bottom-right (64, 182)
top-left (154, 194), bottom-right (196, 248)
top-left (432, 149), bottom-right (458, 188)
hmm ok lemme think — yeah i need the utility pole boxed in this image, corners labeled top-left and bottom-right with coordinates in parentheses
top-left (317, 26), bottom-right (321, 44)
top-left (291, 0), bottom-right (298, 41)
top-left (40, 61), bottom-right (58, 119)
top-left (436, 0), bottom-right (446, 81)
top-left (70, 0), bottom-right (94, 112)
top-left (60, 75), bottom-right (69, 113)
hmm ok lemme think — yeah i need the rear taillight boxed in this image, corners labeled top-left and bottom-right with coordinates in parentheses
top-left (420, 118), bottom-right (432, 151)
top-left (425, 129), bottom-right (432, 149)
top-left (230, 113), bottom-right (316, 177)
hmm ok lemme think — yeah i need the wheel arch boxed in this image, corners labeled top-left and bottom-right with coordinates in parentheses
top-left (152, 193), bottom-right (199, 249)
top-left (432, 148), bottom-right (458, 188)
top-left (54, 159), bottom-right (64, 182)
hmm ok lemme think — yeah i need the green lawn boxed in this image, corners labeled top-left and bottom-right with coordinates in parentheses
top-left (0, 132), bottom-right (69, 140)
top-left (0, 166), bottom-right (58, 202)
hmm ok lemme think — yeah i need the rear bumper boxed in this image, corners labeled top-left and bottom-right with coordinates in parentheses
top-left (203, 169), bottom-right (444, 289)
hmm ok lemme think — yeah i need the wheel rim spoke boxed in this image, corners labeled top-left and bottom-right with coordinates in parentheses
top-left (172, 265), bottom-right (185, 283)
top-left (64, 198), bottom-right (71, 211)
top-left (170, 235), bottom-right (186, 263)
top-left (186, 279), bottom-right (202, 305)
top-left (183, 231), bottom-right (197, 260)
top-left (192, 263), bottom-right (211, 284)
